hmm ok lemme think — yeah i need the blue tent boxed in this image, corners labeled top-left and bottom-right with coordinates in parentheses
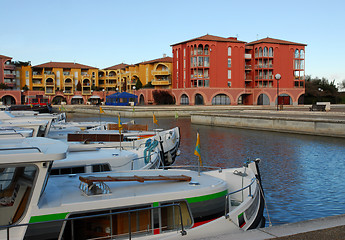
top-left (105, 92), bottom-right (138, 106)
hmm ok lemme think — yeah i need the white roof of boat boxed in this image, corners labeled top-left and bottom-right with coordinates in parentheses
top-left (0, 137), bottom-right (68, 164)
top-left (39, 169), bottom-right (228, 212)
top-left (53, 148), bottom-right (137, 168)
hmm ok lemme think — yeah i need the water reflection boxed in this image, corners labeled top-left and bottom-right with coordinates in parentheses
top-left (67, 114), bottom-right (345, 226)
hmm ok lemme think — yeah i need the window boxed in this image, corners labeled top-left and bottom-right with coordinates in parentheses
top-left (204, 45), bottom-right (209, 55)
top-left (227, 81), bottom-right (231, 87)
top-left (183, 48), bottom-right (186, 57)
top-left (176, 60), bottom-right (178, 70)
top-left (228, 47), bottom-right (231, 56)
top-left (25, 71), bottom-right (29, 77)
top-left (263, 47), bottom-right (268, 57)
top-left (259, 47), bottom-right (263, 57)
top-left (300, 60), bottom-right (304, 69)
top-left (204, 69), bottom-right (209, 78)
top-left (204, 57), bottom-right (209, 67)
top-left (183, 70), bottom-right (186, 79)
top-left (228, 70), bottom-right (231, 79)
top-left (228, 59), bottom-right (231, 68)
top-left (300, 49), bottom-right (305, 59)
top-left (198, 57), bottom-right (203, 67)
top-left (92, 164), bottom-right (111, 172)
top-left (269, 47), bottom-right (273, 57)
top-left (295, 49), bottom-right (299, 58)
top-left (198, 45), bottom-right (203, 55)
top-left (176, 50), bottom-right (178, 58)
top-left (255, 48), bottom-right (258, 57)
top-left (0, 165), bottom-right (37, 225)
top-left (183, 59), bottom-right (186, 68)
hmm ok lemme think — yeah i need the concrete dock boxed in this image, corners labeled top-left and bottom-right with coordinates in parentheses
top-left (206, 213), bottom-right (345, 240)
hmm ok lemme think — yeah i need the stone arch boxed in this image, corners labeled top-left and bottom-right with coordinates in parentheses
top-left (257, 93), bottom-right (270, 105)
top-left (277, 93), bottom-right (292, 105)
top-left (153, 63), bottom-right (169, 71)
top-left (139, 94), bottom-right (145, 105)
top-left (52, 95), bottom-right (66, 105)
top-left (180, 94), bottom-right (190, 105)
top-left (1, 95), bottom-right (16, 105)
top-left (297, 93), bottom-right (304, 105)
top-left (71, 96), bottom-right (84, 105)
top-left (212, 94), bottom-right (230, 105)
top-left (194, 93), bottom-right (204, 105)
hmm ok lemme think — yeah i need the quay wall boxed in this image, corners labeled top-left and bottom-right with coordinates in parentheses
top-left (191, 112), bottom-right (345, 138)
top-left (55, 105), bottom-right (345, 138)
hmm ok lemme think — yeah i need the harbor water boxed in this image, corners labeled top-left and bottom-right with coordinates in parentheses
top-left (68, 113), bottom-right (345, 227)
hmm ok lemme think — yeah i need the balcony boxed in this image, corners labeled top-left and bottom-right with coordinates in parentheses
top-left (4, 74), bottom-right (15, 78)
top-left (32, 81), bottom-right (43, 86)
top-left (152, 70), bottom-right (171, 75)
top-left (151, 79), bottom-right (171, 85)
top-left (245, 54), bottom-right (252, 59)
top-left (33, 73), bottom-right (43, 78)
top-left (64, 81), bottom-right (73, 86)
top-left (4, 64), bottom-right (15, 70)
top-left (45, 81), bottom-right (55, 86)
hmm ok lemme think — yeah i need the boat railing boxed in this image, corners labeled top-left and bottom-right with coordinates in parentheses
top-left (0, 203), bottom-right (187, 240)
top-left (161, 165), bottom-right (222, 172)
top-left (224, 177), bottom-right (257, 218)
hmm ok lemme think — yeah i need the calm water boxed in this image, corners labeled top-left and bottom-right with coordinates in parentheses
top-left (68, 113), bottom-right (345, 226)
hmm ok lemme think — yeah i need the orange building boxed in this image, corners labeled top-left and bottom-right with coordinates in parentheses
top-left (171, 34), bottom-right (306, 106)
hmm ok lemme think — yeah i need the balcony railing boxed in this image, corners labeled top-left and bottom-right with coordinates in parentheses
top-left (151, 79), bottom-right (171, 85)
top-left (4, 64), bottom-right (15, 70)
top-left (152, 70), bottom-right (171, 75)
top-left (4, 74), bottom-right (15, 78)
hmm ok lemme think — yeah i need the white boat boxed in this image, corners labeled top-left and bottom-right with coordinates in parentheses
top-left (0, 137), bottom-right (265, 240)
top-left (66, 126), bottom-right (181, 166)
top-left (52, 139), bottom-right (162, 175)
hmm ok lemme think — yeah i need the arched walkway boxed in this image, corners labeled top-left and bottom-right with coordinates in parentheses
top-left (212, 94), bottom-right (230, 105)
top-left (195, 94), bottom-right (204, 105)
top-left (257, 93), bottom-right (270, 105)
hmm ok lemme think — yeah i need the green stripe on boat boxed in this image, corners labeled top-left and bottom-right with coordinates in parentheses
top-left (153, 202), bottom-right (159, 207)
top-left (29, 212), bottom-right (69, 223)
top-left (187, 190), bottom-right (228, 203)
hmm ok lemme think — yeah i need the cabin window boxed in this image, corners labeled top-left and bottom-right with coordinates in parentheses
top-left (92, 164), bottom-right (111, 172)
top-left (62, 201), bottom-right (192, 239)
top-left (50, 166), bottom-right (86, 175)
top-left (0, 165), bottom-right (37, 225)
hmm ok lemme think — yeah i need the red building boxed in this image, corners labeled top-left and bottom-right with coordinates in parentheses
top-left (171, 34), bottom-right (306, 106)
top-left (0, 54), bottom-right (17, 89)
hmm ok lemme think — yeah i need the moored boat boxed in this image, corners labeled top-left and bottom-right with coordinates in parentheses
top-left (0, 137), bottom-right (265, 240)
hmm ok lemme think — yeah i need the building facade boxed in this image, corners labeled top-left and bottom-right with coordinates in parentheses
top-left (0, 55), bottom-right (17, 89)
top-left (170, 34), bottom-right (306, 106)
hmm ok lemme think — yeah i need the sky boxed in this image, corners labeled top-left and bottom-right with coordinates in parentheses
top-left (1, 0), bottom-right (345, 86)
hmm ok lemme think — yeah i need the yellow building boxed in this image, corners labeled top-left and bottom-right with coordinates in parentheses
top-left (20, 62), bottom-right (99, 96)
top-left (103, 56), bottom-right (173, 93)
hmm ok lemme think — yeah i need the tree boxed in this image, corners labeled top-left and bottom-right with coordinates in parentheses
top-left (76, 81), bottom-right (82, 91)
top-left (305, 75), bottom-right (341, 104)
top-left (0, 83), bottom-right (9, 89)
top-left (143, 81), bottom-right (154, 89)
top-left (135, 79), bottom-right (143, 90)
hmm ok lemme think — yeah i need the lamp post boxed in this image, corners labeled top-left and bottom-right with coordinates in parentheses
top-left (102, 88), bottom-right (105, 105)
top-left (275, 74), bottom-right (281, 111)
